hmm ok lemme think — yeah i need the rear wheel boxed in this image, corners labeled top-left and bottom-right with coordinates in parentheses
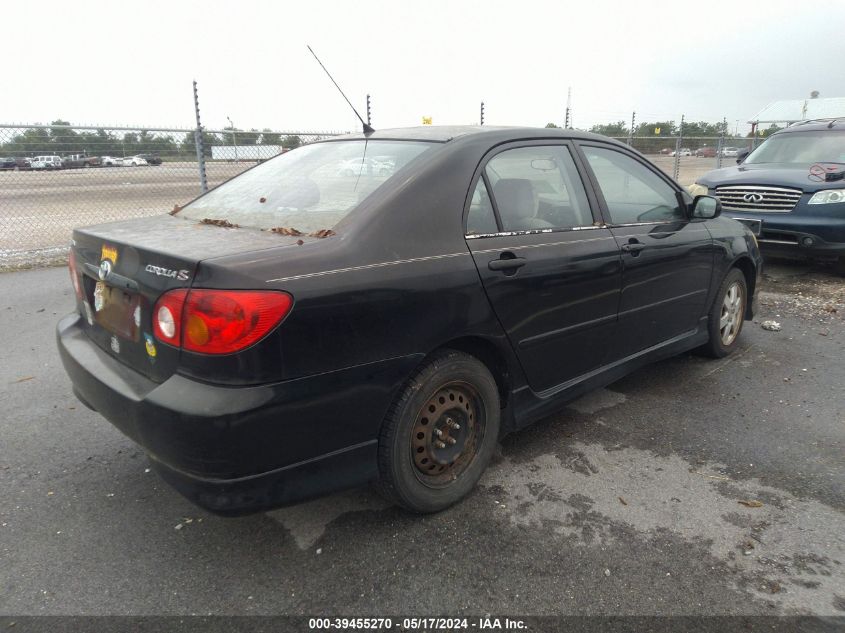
top-left (376, 350), bottom-right (500, 513)
top-left (701, 268), bottom-right (747, 358)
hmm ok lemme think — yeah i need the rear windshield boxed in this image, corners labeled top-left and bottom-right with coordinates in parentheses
top-left (746, 130), bottom-right (845, 166)
top-left (180, 140), bottom-right (434, 233)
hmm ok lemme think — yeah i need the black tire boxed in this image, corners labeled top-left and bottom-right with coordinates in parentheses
top-left (376, 349), bottom-right (500, 513)
top-left (835, 257), bottom-right (845, 277)
top-left (700, 268), bottom-right (747, 358)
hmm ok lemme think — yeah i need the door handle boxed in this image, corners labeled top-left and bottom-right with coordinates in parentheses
top-left (488, 254), bottom-right (527, 272)
top-left (621, 239), bottom-right (646, 255)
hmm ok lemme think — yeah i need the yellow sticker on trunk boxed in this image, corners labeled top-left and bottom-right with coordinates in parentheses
top-left (101, 244), bottom-right (118, 264)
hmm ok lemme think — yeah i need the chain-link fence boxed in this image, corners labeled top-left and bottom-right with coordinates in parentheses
top-left (609, 136), bottom-right (759, 185)
top-left (0, 124), bottom-right (343, 269)
top-left (1, 124), bottom-right (765, 270)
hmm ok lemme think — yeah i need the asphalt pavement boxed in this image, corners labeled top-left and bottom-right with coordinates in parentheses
top-left (0, 262), bottom-right (843, 617)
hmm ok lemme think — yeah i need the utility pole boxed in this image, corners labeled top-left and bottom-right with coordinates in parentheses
top-left (564, 87), bottom-right (572, 129)
top-left (192, 80), bottom-right (208, 193)
top-left (480, 101), bottom-right (485, 126)
top-left (366, 94), bottom-right (372, 127)
top-left (226, 116), bottom-right (238, 163)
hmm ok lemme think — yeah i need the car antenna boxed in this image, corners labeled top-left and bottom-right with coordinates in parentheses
top-left (307, 45), bottom-right (375, 135)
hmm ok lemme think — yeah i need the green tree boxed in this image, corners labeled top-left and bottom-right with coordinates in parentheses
top-left (635, 121), bottom-right (677, 137)
top-left (49, 119), bottom-right (78, 153)
top-left (180, 130), bottom-right (219, 158)
top-left (748, 124), bottom-right (782, 138)
top-left (261, 129), bottom-right (283, 145)
top-left (282, 135), bottom-right (302, 149)
top-left (544, 122), bottom-right (559, 128)
top-left (589, 121), bottom-right (629, 137)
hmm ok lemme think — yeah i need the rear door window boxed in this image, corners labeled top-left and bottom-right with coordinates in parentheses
top-left (484, 146), bottom-right (592, 231)
top-left (465, 178), bottom-right (498, 235)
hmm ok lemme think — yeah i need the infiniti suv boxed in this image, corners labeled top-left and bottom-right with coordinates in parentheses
top-left (692, 120), bottom-right (845, 274)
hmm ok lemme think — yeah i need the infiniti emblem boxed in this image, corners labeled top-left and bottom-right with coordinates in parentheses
top-left (743, 192), bottom-right (764, 203)
top-left (98, 259), bottom-right (112, 280)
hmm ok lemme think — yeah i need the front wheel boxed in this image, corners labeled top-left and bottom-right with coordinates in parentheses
top-left (701, 268), bottom-right (747, 358)
top-left (376, 350), bottom-right (500, 513)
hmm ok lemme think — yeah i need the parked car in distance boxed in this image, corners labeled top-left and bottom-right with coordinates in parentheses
top-left (695, 147), bottom-right (716, 158)
top-left (692, 120), bottom-right (845, 274)
top-left (0, 157), bottom-right (32, 171)
top-left (136, 153), bottom-right (163, 165)
top-left (30, 155), bottom-right (63, 170)
top-left (720, 147), bottom-right (740, 157)
top-left (121, 156), bottom-right (149, 167)
top-left (335, 156), bottom-right (391, 177)
top-left (62, 154), bottom-right (102, 169)
top-left (100, 156), bottom-right (122, 167)
top-left (58, 126), bottom-right (761, 516)
top-left (670, 148), bottom-right (692, 157)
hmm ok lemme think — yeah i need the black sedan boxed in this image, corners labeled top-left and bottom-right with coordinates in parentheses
top-left (57, 126), bottom-right (761, 515)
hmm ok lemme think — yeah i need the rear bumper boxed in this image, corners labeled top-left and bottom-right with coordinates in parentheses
top-left (57, 313), bottom-right (421, 515)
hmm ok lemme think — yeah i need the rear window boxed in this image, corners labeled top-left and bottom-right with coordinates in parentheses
top-left (180, 140), bottom-right (434, 233)
top-left (746, 131), bottom-right (845, 166)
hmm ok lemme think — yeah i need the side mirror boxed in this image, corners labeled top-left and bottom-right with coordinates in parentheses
top-left (736, 149), bottom-right (750, 164)
top-left (692, 195), bottom-right (721, 219)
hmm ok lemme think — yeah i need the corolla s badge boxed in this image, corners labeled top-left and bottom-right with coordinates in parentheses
top-left (144, 264), bottom-right (190, 281)
top-left (742, 193), bottom-right (764, 203)
top-left (98, 259), bottom-right (112, 280)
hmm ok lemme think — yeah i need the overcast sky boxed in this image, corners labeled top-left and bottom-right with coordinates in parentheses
top-left (5, 0), bottom-right (844, 135)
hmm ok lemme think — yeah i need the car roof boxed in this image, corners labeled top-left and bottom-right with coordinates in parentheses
top-left (335, 125), bottom-right (622, 145)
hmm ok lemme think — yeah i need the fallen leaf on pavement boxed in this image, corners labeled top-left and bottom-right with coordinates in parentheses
top-left (14, 376), bottom-right (34, 383)
top-left (738, 500), bottom-right (763, 508)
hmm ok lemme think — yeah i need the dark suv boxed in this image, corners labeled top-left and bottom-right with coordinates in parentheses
top-left (693, 120), bottom-right (845, 273)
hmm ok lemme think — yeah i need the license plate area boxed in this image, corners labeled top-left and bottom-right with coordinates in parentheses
top-left (733, 218), bottom-right (762, 236)
top-left (93, 281), bottom-right (141, 342)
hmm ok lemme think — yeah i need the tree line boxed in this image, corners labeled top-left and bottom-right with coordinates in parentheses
top-left (546, 120), bottom-right (782, 138)
top-left (0, 120), bottom-right (304, 158)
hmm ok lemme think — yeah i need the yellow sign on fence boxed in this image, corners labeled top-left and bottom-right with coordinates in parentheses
top-left (422, 116), bottom-right (432, 125)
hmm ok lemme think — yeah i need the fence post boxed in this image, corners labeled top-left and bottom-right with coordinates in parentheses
top-left (628, 111), bottom-right (636, 147)
top-left (672, 115), bottom-right (684, 181)
top-left (192, 80), bottom-right (208, 194)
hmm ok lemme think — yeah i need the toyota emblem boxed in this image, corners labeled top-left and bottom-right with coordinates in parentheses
top-left (98, 259), bottom-right (112, 280)
top-left (742, 192), bottom-right (764, 203)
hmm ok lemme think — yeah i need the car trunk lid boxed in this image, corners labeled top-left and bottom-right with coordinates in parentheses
top-left (70, 214), bottom-right (299, 382)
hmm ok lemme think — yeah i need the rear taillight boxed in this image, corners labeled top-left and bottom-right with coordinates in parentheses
top-left (68, 251), bottom-right (82, 299)
top-left (152, 288), bottom-right (188, 347)
top-left (152, 289), bottom-right (293, 355)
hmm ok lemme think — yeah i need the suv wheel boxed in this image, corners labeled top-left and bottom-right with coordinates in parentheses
top-left (376, 350), bottom-right (500, 513)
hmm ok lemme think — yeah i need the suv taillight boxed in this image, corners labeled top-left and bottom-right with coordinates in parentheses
top-left (68, 251), bottom-right (82, 299)
top-left (153, 289), bottom-right (293, 355)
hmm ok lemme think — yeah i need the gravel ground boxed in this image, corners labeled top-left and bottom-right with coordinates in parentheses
top-left (0, 260), bottom-right (842, 620)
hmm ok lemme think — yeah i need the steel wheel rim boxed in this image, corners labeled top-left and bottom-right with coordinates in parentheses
top-left (409, 381), bottom-right (484, 488)
top-left (719, 281), bottom-right (745, 346)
